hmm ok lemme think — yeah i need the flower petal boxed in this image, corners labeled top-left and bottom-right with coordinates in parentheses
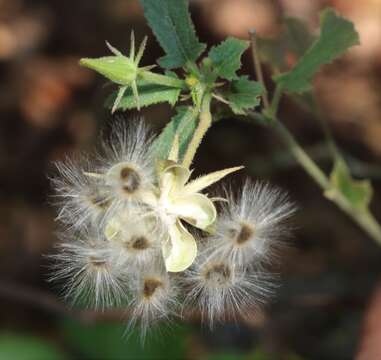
top-left (160, 163), bottom-right (191, 197)
top-left (163, 221), bottom-right (197, 272)
top-left (183, 166), bottom-right (244, 195)
top-left (170, 193), bottom-right (217, 229)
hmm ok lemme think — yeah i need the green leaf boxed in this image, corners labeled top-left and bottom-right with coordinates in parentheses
top-left (139, 0), bottom-right (206, 69)
top-left (325, 158), bottom-right (373, 210)
top-left (152, 106), bottom-right (198, 161)
top-left (62, 319), bottom-right (190, 359)
top-left (209, 37), bottom-right (249, 80)
top-left (224, 76), bottom-right (263, 115)
top-left (0, 333), bottom-right (66, 360)
top-left (105, 83), bottom-right (181, 111)
top-left (274, 8), bottom-right (360, 93)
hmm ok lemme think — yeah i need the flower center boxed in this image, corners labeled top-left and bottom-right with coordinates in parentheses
top-left (204, 263), bottom-right (232, 286)
top-left (130, 236), bottom-right (150, 250)
top-left (143, 278), bottom-right (163, 298)
top-left (229, 223), bottom-right (254, 244)
top-left (120, 166), bottom-right (141, 193)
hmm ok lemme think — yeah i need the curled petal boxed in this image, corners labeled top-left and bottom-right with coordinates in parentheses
top-left (170, 193), bottom-right (217, 230)
top-left (163, 221), bottom-right (197, 272)
top-left (160, 164), bottom-right (191, 197)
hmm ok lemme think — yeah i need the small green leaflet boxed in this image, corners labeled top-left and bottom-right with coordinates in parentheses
top-left (274, 8), bottom-right (359, 93)
top-left (139, 0), bottom-right (206, 69)
top-left (224, 76), bottom-right (263, 115)
top-left (209, 37), bottom-right (249, 80)
top-left (105, 83), bottom-right (181, 111)
top-left (151, 106), bottom-right (198, 161)
top-left (325, 158), bottom-right (373, 210)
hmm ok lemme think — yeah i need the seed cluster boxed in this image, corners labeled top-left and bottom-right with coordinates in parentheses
top-left (49, 120), bottom-right (295, 338)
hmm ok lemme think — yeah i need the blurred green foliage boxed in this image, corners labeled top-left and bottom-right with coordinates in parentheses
top-left (0, 333), bottom-right (66, 360)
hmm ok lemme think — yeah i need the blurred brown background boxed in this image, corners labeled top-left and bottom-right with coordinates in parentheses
top-left (1, 0), bottom-right (381, 359)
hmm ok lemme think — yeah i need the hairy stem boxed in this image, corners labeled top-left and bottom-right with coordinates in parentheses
top-left (182, 93), bottom-right (212, 168)
top-left (139, 71), bottom-right (186, 89)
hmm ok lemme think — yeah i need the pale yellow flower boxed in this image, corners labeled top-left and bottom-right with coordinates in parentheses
top-left (155, 159), bottom-right (242, 272)
top-left (103, 135), bottom-right (242, 272)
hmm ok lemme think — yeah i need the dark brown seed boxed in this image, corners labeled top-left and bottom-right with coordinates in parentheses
top-left (131, 236), bottom-right (149, 250)
top-left (120, 166), bottom-right (141, 193)
top-left (236, 223), bottom-right (254, 244)
top-left (143, 278), bottom-right (163, 298)
top-left (205, 263), bottom-right (231, 285)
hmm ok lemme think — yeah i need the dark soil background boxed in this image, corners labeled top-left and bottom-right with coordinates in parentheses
top-left (1, 0), bottom-right (381, 359)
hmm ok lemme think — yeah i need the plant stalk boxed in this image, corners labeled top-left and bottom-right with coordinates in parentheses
top-left (140, 71), bottom-right (186, 89)
top-left (259, 115), bottom-right (381, 244)
top-left (248, 41), bottom-right (381, 244)
top-left (182, 93), bottom-right (212, 168)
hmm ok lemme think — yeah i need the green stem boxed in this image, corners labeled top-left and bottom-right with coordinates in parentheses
top-left (182, 93), bottom-right (212, 168)
top-left (247, 44), bottom-right (381, 243)
top-left (251, 113), bottom-right (381, 244)
top-left (185, 61), bottom-right (201, 77)
top-left (139, 71), bottom-right (186, 89)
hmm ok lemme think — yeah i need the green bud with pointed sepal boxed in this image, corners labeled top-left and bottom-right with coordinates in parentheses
top-left (80, 56), bottom-right (138, 86)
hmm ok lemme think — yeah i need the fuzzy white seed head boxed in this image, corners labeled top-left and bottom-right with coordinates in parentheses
top-left (49, 116), bottom-right (296, 338)
top-left (96, 120), bottom-right (156, 209)
top-left (128, 262), bottom-right (178, 341)
top-left (51, 156), bottom-right (113, 231)
top-left (49, 230), bottom-right (129, 310)
top-left (105, 211), bottom-right (164, 269)
top-left (182, 255), bottom-right (275, 328)
top-left (207, 181), bottom-right (296, 267)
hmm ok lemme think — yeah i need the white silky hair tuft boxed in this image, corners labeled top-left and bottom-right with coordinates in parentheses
top-left (205, 180), bottom-right (296, 268)
top-left (51, 155), bottom-right (114, 231)
top-left (182, 253), bottom-right (276, 328)
top-left (49, 229), bottom-right (129, 310)
top-left (127, 261), bottom-right (179, 342)
top-left (96, 119), bottom-right (157, 209)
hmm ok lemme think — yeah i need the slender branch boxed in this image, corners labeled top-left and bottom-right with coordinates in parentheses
top-left (182, 93), bottom-right (212, 168)
top-left (249, 112), bottom-right (381, 244)
top-left (247, 38), bottom-right (381, 244)
top-left (249, 29), bottom-right (270, 109)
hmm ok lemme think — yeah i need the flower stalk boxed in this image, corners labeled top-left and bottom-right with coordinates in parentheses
top-left (182, 92), bottom-right (212, 168)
